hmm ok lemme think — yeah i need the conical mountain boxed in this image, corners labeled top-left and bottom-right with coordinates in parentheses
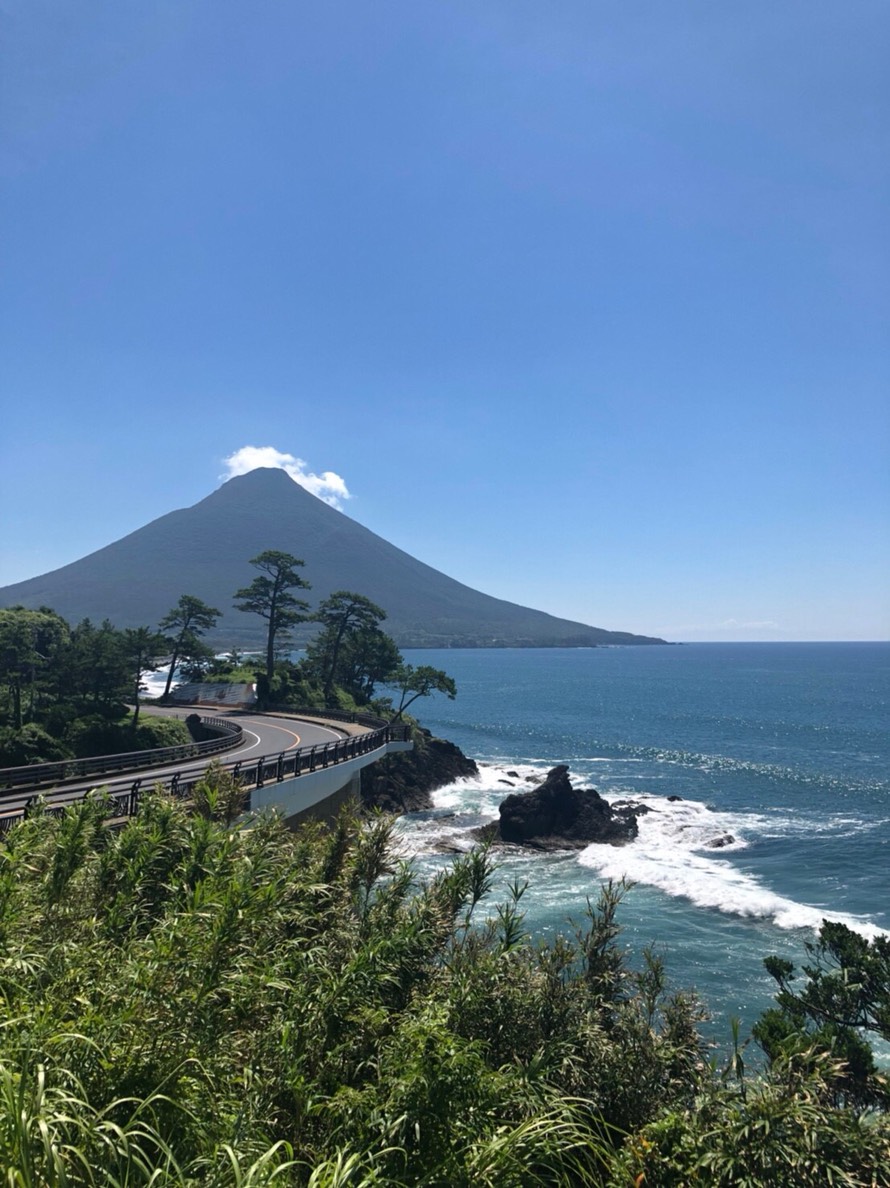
top-left (0, 469), bottom-right (665, 647)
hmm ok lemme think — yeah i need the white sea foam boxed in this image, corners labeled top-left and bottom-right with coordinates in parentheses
top-left (578, 795), bottom-right (888, 941)
top-left (141, 666), bottom-right (171, 699)
top-left (397, 761), bottom-right (888, 941)
top-left (750, 813), bottom-right (888, 839)
top-left (394, 762), bottom-right (539, 855)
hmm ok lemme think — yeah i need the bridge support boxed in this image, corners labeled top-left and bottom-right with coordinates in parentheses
top-left (282, 770), bottom-right (362, 828)
top-left (246, 736), bottom-right (412, 828)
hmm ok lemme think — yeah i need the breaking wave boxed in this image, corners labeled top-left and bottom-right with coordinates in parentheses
top-left (396, 761), bottom-right (888, 942)
top-left (576, 794), bottom-right (888, 941)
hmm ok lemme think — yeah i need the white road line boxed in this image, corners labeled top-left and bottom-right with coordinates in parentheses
top-left (251, 720), bottom-right (303, 750)
top-left (231, 728), bottom-right (262, 756)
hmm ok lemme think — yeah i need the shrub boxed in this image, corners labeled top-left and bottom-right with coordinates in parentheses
top-left (612, 1047), bottom-right (890, 1186)
top-left (66, 714), bottom-right (192, 758)
top-left (0, 796), bottom-right (694, 1183)
top-left (191, 759), bottom-right (247, 824)
top-left (0, 790), bottom-right (886, 1185)
top-left (0, 722), bottom-right (72, 766)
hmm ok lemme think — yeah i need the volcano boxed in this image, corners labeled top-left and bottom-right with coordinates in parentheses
top-left (0, 469), bottom-right (665, 648)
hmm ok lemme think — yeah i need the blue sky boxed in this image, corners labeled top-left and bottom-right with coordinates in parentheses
top-left (1, 0), bottom-right (887, 641)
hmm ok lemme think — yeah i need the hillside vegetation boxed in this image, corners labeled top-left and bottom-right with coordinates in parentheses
top-left (0, 585), bottom-right (456, 767)
top-left (0, 792), bottom-right (887, 1185)
top-left (0, 606), bottom-right (195, 768)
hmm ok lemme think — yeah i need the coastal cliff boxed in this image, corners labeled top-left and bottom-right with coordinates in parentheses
top-left (360, 726), bottom-right (478, 813)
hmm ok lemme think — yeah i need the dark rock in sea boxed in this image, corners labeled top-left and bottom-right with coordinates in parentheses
top-left (705, 833), bottom-right (735, 849)
top-left (360, 728), bottom-right (478, 814)
top-left (493, 765), bottom-right (639, 850)
top-left (667, 795), bottom-right (683, 802)
top-left (612, 799), bottom-right (651, 816)
top-left (473, 821), bottom-right (499, 845)
top-left (498, 779), bottom-right (515, 786)
top-left (506, 770), bottom-right (520, 778)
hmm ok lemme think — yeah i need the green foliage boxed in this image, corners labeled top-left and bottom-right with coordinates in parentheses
top-left (387, 663), bottom-right (457, 720)
top-left (121, 627), bottom-right (167, 727)
top-left (307, 592), bottom-right (389, 704)
top-left (613, 924), bottom-right (890, 1185)
top-left (234, 552), bottom-right (311, 685)
top-left (57, 618), bottom-right (132, 711)
top-left (159, 595), bottom-right (221, 702)
top-left (0, 587), bottom-right (294, 764)
top-left (754, 922), bottom-right (890, 1111)
top-left (137, 716), bottom-right (194, 750)
top-left (255, 585), bottom-right (451, 714)
top-left (0, 796), bottom-right (709, 1185)
top-left (0, 609), bottom-right (170, 765)
top-left (0, 600), bottom-right (234, 774)
top-left (191, 759), bottom-right (247, 825)
top-left (0, 606), bottom-right (70, 730)
top-left (0, 756), bottom-right (886, 1184)
top-left (191, 659), bottom-right (262, 685)
top-left (763, 923), bottom-right (890, 1042)
top-left (65, 714), bottom-right (192, 759)
top-left (0, 722), bottom-right (73, 767)
top-left (308, 624), bottom-right (401, 708)
top-left (612, 1047), bottom-right (890, 1186)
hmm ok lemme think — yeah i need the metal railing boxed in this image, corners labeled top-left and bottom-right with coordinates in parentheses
top-left (0, 717), bottom-right (244, 793)
top-left (0, 720), bottom-right (412, 836)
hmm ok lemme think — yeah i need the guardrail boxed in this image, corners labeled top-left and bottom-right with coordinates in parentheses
top-left (0, 721), bottom-right (412, 836)
top-left (0, 716), bottom-right (244, 793)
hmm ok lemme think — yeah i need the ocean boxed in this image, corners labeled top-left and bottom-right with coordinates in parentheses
top-left (396, 642), bottom-right (889, 1047)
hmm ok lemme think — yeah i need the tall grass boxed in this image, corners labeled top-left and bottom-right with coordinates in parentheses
top-left (0, 791), bottom-right (886, 1184)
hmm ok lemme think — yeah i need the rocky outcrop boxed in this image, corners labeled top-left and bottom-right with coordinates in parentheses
top-left (493, 765), bottom-right (639, 850)
top-left (360, 727), bottom-right (478, 814)
top-left (705, 833), bottom-right (735, 848)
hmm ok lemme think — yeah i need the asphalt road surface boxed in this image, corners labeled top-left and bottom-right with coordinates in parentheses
top-left (0, 707), bottom-right (349, 820)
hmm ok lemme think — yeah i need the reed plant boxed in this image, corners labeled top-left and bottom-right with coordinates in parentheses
top-left (0, 790), bottom-right (886, 1185)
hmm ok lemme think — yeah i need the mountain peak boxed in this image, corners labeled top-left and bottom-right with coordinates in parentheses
top-left (227, 466), bottom-right (299, 488)
top-left (215, 467), bottom-right (319, 497)
top-left (204, 467), bottom-right (338, 516)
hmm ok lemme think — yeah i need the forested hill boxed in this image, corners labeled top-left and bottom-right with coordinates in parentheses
top-left (0, 468), bottom-right (666, 649)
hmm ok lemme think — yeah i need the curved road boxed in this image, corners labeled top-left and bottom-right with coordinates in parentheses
top-left (2, 708), bottom-right (351, 820)
top-left (143, 705), bottom-right (348, 768)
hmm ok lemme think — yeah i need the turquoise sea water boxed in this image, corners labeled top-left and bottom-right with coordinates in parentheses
top-left (397, 643), bottom-right (889, 1045)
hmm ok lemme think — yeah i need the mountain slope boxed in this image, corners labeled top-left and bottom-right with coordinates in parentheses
top-left (0, 469), bottom-right (665, 647)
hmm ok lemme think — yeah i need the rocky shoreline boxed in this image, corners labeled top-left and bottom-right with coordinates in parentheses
top-left (360, 727), bottom-right (478, 814)
top-left (362, 736), bottom-right (653, 853)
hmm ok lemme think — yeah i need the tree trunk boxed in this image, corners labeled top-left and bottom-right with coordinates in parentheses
top-left (324, 620), bottom-right (350, 701)
top-left (162, 644), bottom-right (181, 702)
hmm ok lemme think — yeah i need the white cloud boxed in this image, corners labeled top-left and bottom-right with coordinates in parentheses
top-left (221, 446), bottom-right (352, 508)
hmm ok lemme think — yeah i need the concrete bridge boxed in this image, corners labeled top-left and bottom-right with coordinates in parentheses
top-left (0, 705), bottom-right (413, 834)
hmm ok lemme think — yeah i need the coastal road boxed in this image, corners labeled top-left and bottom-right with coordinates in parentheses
top-left (141, 705), bottom-right (350, 768)
top-left (0, 708), bottom-right (351, 820)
